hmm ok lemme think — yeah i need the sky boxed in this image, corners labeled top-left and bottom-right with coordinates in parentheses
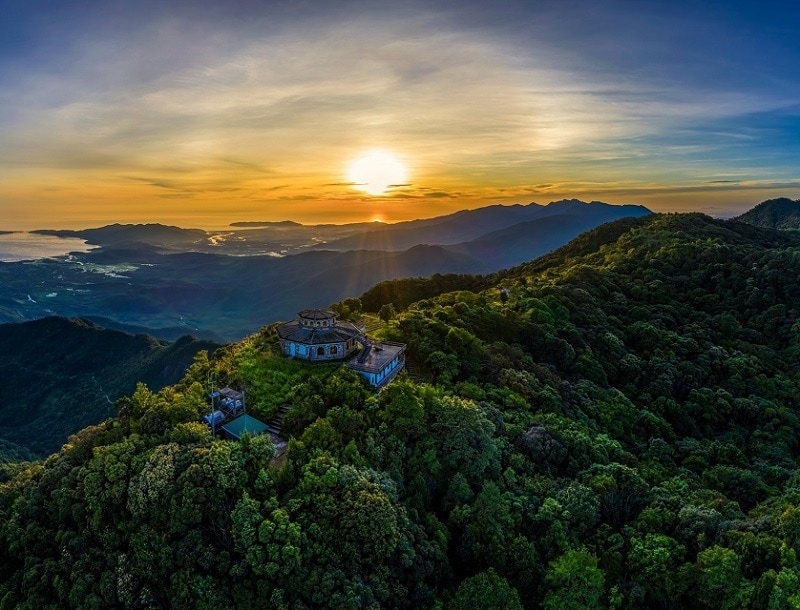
top-left (1, 0), bottom-right (800, 229)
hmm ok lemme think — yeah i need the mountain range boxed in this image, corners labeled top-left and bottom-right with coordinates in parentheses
top-left (2, 200), bottom-right (650, 340)
top-left (33, 199), bottom-right (650, 259)
top-left (3, 206), bottom-right (800, 607)
top-left (309, 199), bottom-right (651, 253)
top-left (0, 195), bottom-right (793, 462)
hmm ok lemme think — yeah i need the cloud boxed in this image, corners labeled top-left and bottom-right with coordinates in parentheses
top-left (123, 176), bottom-right (183, 190)
top-left (278, 195), bottom-right (317, 201)
top-left (2, 1), bottom-right (800, 227)
top-left (7, 11), bottom-right (743, 178)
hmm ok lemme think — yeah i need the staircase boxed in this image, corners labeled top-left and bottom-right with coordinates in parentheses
top-left (362, 320), bottom-right (383, 333)
top-left (265, 403), bottom-right (291, 437)
top-left (403, 358), bottom-right (422, 382)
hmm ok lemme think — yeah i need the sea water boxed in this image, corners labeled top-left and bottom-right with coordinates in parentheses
top-left (0, 233), bottom-right (97, 262)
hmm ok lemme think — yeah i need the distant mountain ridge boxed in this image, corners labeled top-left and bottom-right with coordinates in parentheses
top-left (7, 212), bottom-right (800, 606)
top-left (312, 199), bottom-right (651, 252)
top-left (32, 201), bottom-right (652, 256)
top-left (440, 203), bottom-right (651, 269)
top-left (0, 316), bottom-right (219, 457)
top-left (5, 200), bottom-right (651, 340)
top-left (34, 223), bottom-right (207, 249)
top-left (229, 220), bottom-right (302, 227)
top-left (733, 197), bottom-right (800, 229)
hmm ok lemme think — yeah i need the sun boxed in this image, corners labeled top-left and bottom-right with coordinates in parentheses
top-left (348, 151), bottom-right (407, 196)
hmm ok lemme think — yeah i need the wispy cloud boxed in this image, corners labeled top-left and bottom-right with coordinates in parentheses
top-left (1, 1), bottom-right (799, 227)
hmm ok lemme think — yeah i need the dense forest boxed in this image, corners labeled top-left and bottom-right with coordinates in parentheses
top-left (3, 213), bottom-right (800, 608)
top-left (735, 197), bottom-right (800, 230)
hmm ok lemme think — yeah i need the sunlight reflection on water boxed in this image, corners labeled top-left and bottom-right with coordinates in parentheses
top-left (0, 233), bottom-right (97, 262)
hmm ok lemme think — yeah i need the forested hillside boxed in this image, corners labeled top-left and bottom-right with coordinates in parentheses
top-left (735, 197), bottom-right (800, 230)
top-left (0, 317), bottom-right (219, 459)
top-left (3, 214), bottom-right (800, 608)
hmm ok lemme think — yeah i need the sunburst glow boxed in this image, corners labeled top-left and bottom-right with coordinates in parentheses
top-left (348, 151), bottom-right (407, 196)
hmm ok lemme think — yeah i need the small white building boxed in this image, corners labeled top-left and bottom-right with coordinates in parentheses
top-left (345, 341), bottom-right (406, 388)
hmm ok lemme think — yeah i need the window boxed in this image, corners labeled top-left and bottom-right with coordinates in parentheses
top-left (331, 345), bottom-right (338, 355)
top-left (317, 346), bottom-right (325, 357)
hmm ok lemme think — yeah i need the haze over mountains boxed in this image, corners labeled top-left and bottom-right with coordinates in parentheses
top-left (0, 195), bottom-right (794, 464)
top-left (6, 205), bottom-right (800, 607)
top-left (2, 200), bottom-right (650, 340)
top-left (35, 199), bottom-right (649, 259)
top-left (313, 199), bottom-right (650, 253)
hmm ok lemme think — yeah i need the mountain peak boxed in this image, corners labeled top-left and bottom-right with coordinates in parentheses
top-left (546, 198), bottom-right (589, 206)
top-left (734, 197), bottom-right (800, 230)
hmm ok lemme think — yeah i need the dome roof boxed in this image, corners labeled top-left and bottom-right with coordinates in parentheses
top-left (298, 308), bottom-right (336, 320)
top-left (277, 320), bottom-right (361, 344)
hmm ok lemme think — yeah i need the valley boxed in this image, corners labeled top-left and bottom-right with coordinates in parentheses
top-left (4, 206), bottom-right (800, 608)
top-left (2, 200), bottom-right (650, 341)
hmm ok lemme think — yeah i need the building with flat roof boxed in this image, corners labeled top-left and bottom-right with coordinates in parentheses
top-left (346, 340), bottom-right (406, 388)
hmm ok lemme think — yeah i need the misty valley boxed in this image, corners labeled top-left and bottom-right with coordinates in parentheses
top-left (0, 200), bottom-right (648, 341)
top-left (4, 201), bottom-right (800, 608)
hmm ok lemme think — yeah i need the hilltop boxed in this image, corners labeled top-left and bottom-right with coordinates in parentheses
top-left (734, 197), bottom-right (800, 230)
top-left (3, 213), bottom-right (800, 608)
